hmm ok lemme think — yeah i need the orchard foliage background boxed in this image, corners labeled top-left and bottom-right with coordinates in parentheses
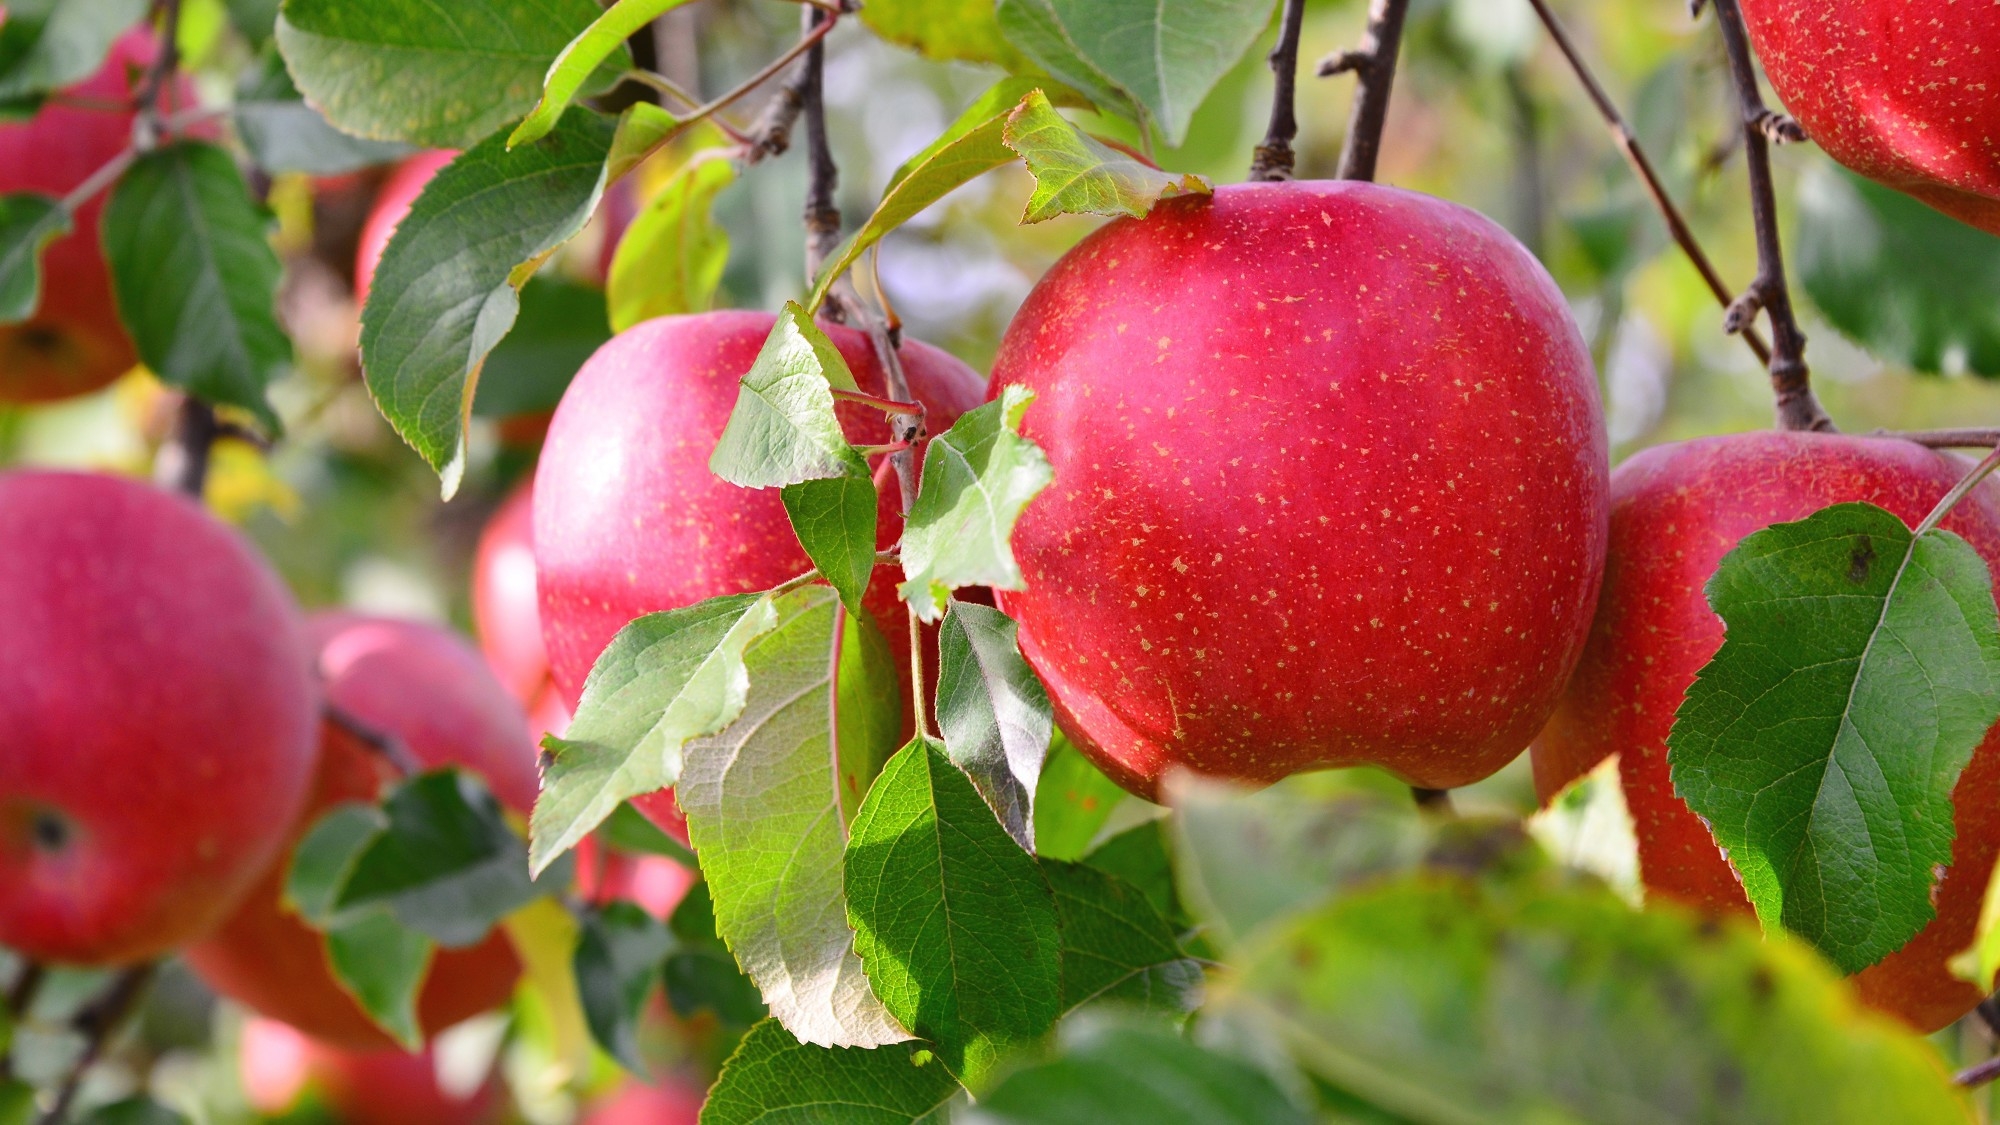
top-left (4, 0), bottom-right (2000, 1122)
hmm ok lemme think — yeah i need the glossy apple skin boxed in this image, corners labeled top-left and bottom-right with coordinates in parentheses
top-left (0, 472), bottom-right (317, 964)
top-left (990, 181), bottom-right (1607, 797)
top-left (583, 1077), bottom-right (704, 1125)
top-left (1531, 431), bottom-right (2000, 1032)
top-left (473, 480), bottom-right (550, 706)
top-left (0, 32), bottom-right (196, 402)
top-left (1740, 0), bottom-right (2000, 235)
top-left (534, 310), bottom-right (986, 705)
top-left (187, 615), bottom-right (541, 1049)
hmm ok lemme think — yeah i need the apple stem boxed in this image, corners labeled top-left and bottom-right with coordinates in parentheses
top-left (1707, 0), bottom-right (1834, 434)
top-left (325, 701), bottom-right (423, 777)
top-left (1249, 0), bottom-right (1307, 182)
top-left (35, 963), bottom-right (156, 1125)
top-left (1323, 0), bottom-right (1412, 182)
top-left (1954, 1054), bottom-right (2000, 1089)
top-left (1912, 444), bottom-right (2000, 540)
top-left (1523, 0), bottom-right (1774, 371)
top-left (1411, 787), bottom-right (1456, 816)
top-left (153, 395), bottom-right (219, 499)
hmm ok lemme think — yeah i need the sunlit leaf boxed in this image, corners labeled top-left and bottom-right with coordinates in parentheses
top-left (899, 385), bottom-right (1054, 621)
top-left (936, 600), bottom-right (1052, 849)
top-left (970, 1015), bottom-right (1304, 1125)
top-left (701, 1018), bottom-right (960, 1125)
top-left (1002, 92), bottom-right (1212, 224)
top-left (606, 152), bottom-right (733, 333)
top-left (710, 302), bottom-right (869, 488)
top-left (511, 0), bottom-right (698, 148)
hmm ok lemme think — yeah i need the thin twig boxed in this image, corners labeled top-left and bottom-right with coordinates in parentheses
top-left (131, 0), bottom-right (184, 148)
top-left (830, 387), bottom-right (921, 415)
top-left (1708, 0), bottom-right (1830, 432)
top-left (1956, 1054), bottom-right (2000, 1089)
top-left (323, 702), bottom-right (422, 776)
top-left (745, 68), bottom-right (809, 165)
top-left (1523, 0), bottom-right (1772, 368)
top-left (1411, 787), bottom-right (1456, 815)
top-left (1250, 0), bottom-right (1307, 181)
top-left (628, 11), bottom-right (839, 174)
top-left (623, 69), bottom-right (750, 143)
top-left (1879, 429), bottom-right (2000, 450)
top-left (1913, 444), bottom-right (2000, 539)
top-left (154, 396), bottom-right (219, 498)
top-left (1325, 0), bottom-right (1413, 182)
top-left (37, 964), bottom-right (157, 1125)
top-left (6, 962), bottom-right (45, 1020)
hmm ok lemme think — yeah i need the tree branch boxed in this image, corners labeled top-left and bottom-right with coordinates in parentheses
top-left (36, 964), bottom-right (156, 1125)
top-left (1323, 0), bottom-right (1412, 182)
top-left (132, 0), bottom-right (184, 148)
top-left (324, 702), bottom-right (421, 776)
top-left (799, 6), bottom-right (841, 288)
top-left (1707, 0), bottom-right (1830, 432)
top-left (1249, 0), bottom-right (1307, 182)
top-left (153, 395), bottom-right (219, 498)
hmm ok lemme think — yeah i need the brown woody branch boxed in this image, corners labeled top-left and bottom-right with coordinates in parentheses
top-left (1250, 0), bottom-right (1307, 181)
top-left (324, 702), bottom-right (421, 776)
top-left (1322, 0), bottom-right (1412, 182)
top-left (36, 964), bottom-right (156, 1125)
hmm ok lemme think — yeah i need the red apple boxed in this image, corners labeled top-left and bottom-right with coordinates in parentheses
top-left (1531, 430), bottom-right (2000, 1032)
top-left (989, 181), bottom-right (1607, 797)
top-left (1739, 0), bottom-right (2000, 235)
top-left (533, 309), bottom-right (986, 705)
top-left (472, 480), bottom-right (550, 707)
top-left (0, 471), bottom-right (318, 964)
top-left (308, 1036), bottom-right (501, 1125)
top-left (352, 150), bottom-right (457, 307)
top-left (583, 1076), bottom-right (705, 1125)
top-left (0, 31), bottom-right (198, 402)
top-left (187, 614), bottom-right (542, 1049)
top-left (575, 837), bottom-right (697, 920)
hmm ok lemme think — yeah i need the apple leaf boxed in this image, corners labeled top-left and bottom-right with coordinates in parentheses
top-left (936, 600), bottom-right (1052, 850)
top-left (663, 882), bottom-right (767, 1028)
top-left (275, 0), bottom-right (624, 148)
top-left (600, 801), bottom-right (698, 869)
top-left (0, 0), bottom-right (149, 102)
top-left (511, 0), bottom-right (698, 148)
top-left (223, 0), bottom-right (282, 45)
top-left (73, 1095), bottom-right (190, 1125)
top-left (1042, 859), bottom-right (1202, 1016)
top-left (780, 476), bottom-right (879, 619)
top-left (1081, 821), bottom-right (1185, 929)
top-left (1033, 732), bottom-right (1130, 862)
top-left (899, 385), bottom-right (1054, 622)
top-left (358, 108), bottom-right (613, 495)
top-left (677, 587), bottom-right (908, 1048)
top-left (1668, 501), bottom-right (2000, 973)
top-left (323, 912), bottom-right (434, 1049)
top-left (993, 0), bottom-right (1274, 146)
top-left (845, 737), bottom-right (1063, 1089)
top-left (501, 898), bottom-right (597, 1074)
top-left (1796, 164), bottom-right (2000, 378)
top-left (710, 302), bottom-right (871, 488)
top-left (606, 152), bottom-right (733, 333)
top-left (285, 803), bottom-right (386, 924)
top-left (970, 1016), bottom-right (1307, 1125)
top-left (1002, 91), bottom-right (1212, 224)
top-left (102, 142), bottom-right (288, 431)
top-left (702, 1018), bottom-right (961, 1125)
top-left (806, 77), bottom-right (1054, 312)
top-left (473, 275), bottom-right (607, 418)
top-left (531, 592), bottom-right (780, 876)
top-left (860, 0), bottom-right (1033, 69)
top-left (232, 50), bottom-right (414, 176)
top-left (1227, 876), bottom-right (1969, 1123)
top-left (0, 194), bottom-right (67, 324)
top-left (574, 901), bottom-right (674, 1072)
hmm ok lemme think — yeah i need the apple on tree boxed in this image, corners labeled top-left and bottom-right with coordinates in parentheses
top-left (238, 1016), bottom-right (503, 1125)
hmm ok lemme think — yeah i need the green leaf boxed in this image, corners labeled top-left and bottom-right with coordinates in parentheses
top-left (511, 0), bottom-right (697, 148)
top-left (807, 78), bottom-right (1051, 312)
top-left (102, 141), bottom-right (288, 430)
top-left (75, 1096), bottom-right (190, 1125)
top-left (285, 802), bottom-right (390, 925)
top-left (324, 911), bottom-right (435, 1049)
top-left (971, 1016), bottom-right (1306, 1125)
top-left (701, 1018), bottom-right (960, 1125)
top-left (0, 1079), bottom-right (27, 1125)
top-left (531, 592), bottom-right (780, 876)
top-left (899, 385), bottom-right (1054, 622)
top-left (575, 901), bottom-right (674, 1071)
top-left (357, 108), bottom-right (613, 494)
top-left (845, 737), bottom-right (1063, 1088)
top-left (1002, 91), bottom-right (1212, 224)
top-left (0, 0), bottom-right (150, 102)
top-left (1082, 821), bottom-right (1184, 928)
top-left (678, 587), bottom-right (907, 1048)
top-left (1228, 876), bottom-right (1969, 1124)
top-left (223, 0), bottom-right (283, 44)
top-left (1797, 164), bottom-right (2000, 378)
top-left (1043, 860), bottom-right (1201, 1015)
top-left (606, 152), bottom-right (733, 333)
top-left (1668, 501), bottom-right (2000, 973)
top-left (473, 275), bottom-right (607, 418)
top-left (0, 193), bottom-right (68, 324)
top-left (936, 600), bottom-right (1051, 850)
top-left (994, 0), bottom-right (1273, 145)
top-left (1033, 732), bottom-right (1129, 862)
top-left (860, 0), bottom-right (1033, 69)
top-left (233, 49), bottom-right (414, 175)
top-left (664, 881), bottom-right (768, 1029)
top-left (710, 302), bottom-right (870, 488)
top-left (274, 0), bottom-right (625, 148)
top-left (601, 801), bottom-right (698, 869)
top-left (781, 476), bottom-right (879, 619)
top-left (993, 0), bottom-right (1137, 125)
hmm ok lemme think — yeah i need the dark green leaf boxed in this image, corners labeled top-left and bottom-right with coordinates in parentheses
top-left (1033, 733), bottom-right (1129, 862)
top-left (324, 911), bottom-right (434, 1049)
top-left (936, 600), bottom-right (1051, 850)
top-left (1043, 860), bottom-right (1201, 1015)
top-left (781, 476), bottom-right (879, 618)
top-left (701, 1018), bottom-right (960, 1125)
top-left (971, 1016), bottom-right (1305, 1125)
top-left (1082, 821), bottom-right (1182, 928)
top-left (233, 50), bottom-right (414, 175)
top-left (601, 801), bottom-right (698, 869)
top-left (473, 275), bottom-right (607, 418)
top-left (1002, 92), bottom-right (1212, 223)
top-left (102, 141), bottom-right (287, 430)
top-left (0, 1080), bottom-right (30, 1125)
top-left (664, 885), bottom-right (766, 1028)
top-left (710, 301), bottom-right (870, 488)
top-left (0, 0), bottom-right (149, 102)
top-left (0, 193), bottom-right (68, 324)
top-left (284, 802), bottom-right (386, 925)
top-left (75, 1096), bottom-right (190, 1125)
top-left (845, 737), bottom-right (1062, 1088)
top-left (606, 151), bottom-right (733, 333)
top-left (678, 588), bottom-right (907, 1047)
top-left (1797, 164), bottom-right (2000, 377)
top-left (358, 108), bottom-right (614, 493)
top-left (1669, 501), bottom-right (2000, 973)
top-left (992, 1), bottom-right (1136, 125)
top-left (275, 0), bottom-right (625, 148)
top-left (575, 901), bottom-right (674, 1071)
top-left (899, 385), bottom-right (1054, 622)
top-left (223, 0), bottom-right (283, 44)
top-left (531, 592), bottom-right (779, 875)
top-left (511, 0), bottom-right (697, 148)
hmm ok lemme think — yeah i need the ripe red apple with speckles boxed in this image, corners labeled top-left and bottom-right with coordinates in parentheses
top-left (1738, 0), bottom-right (2000, 234)
top-left (991, 181), bottom-right (1607, 797)
top-left (187, 614), bottom-right (541, 1049)
top-left (533, 310), bottom-right (986, 707)
top-left (1532, 431), bottom-right (2000, 1032)
top-left (0, 471), bottom-right (318, 964)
